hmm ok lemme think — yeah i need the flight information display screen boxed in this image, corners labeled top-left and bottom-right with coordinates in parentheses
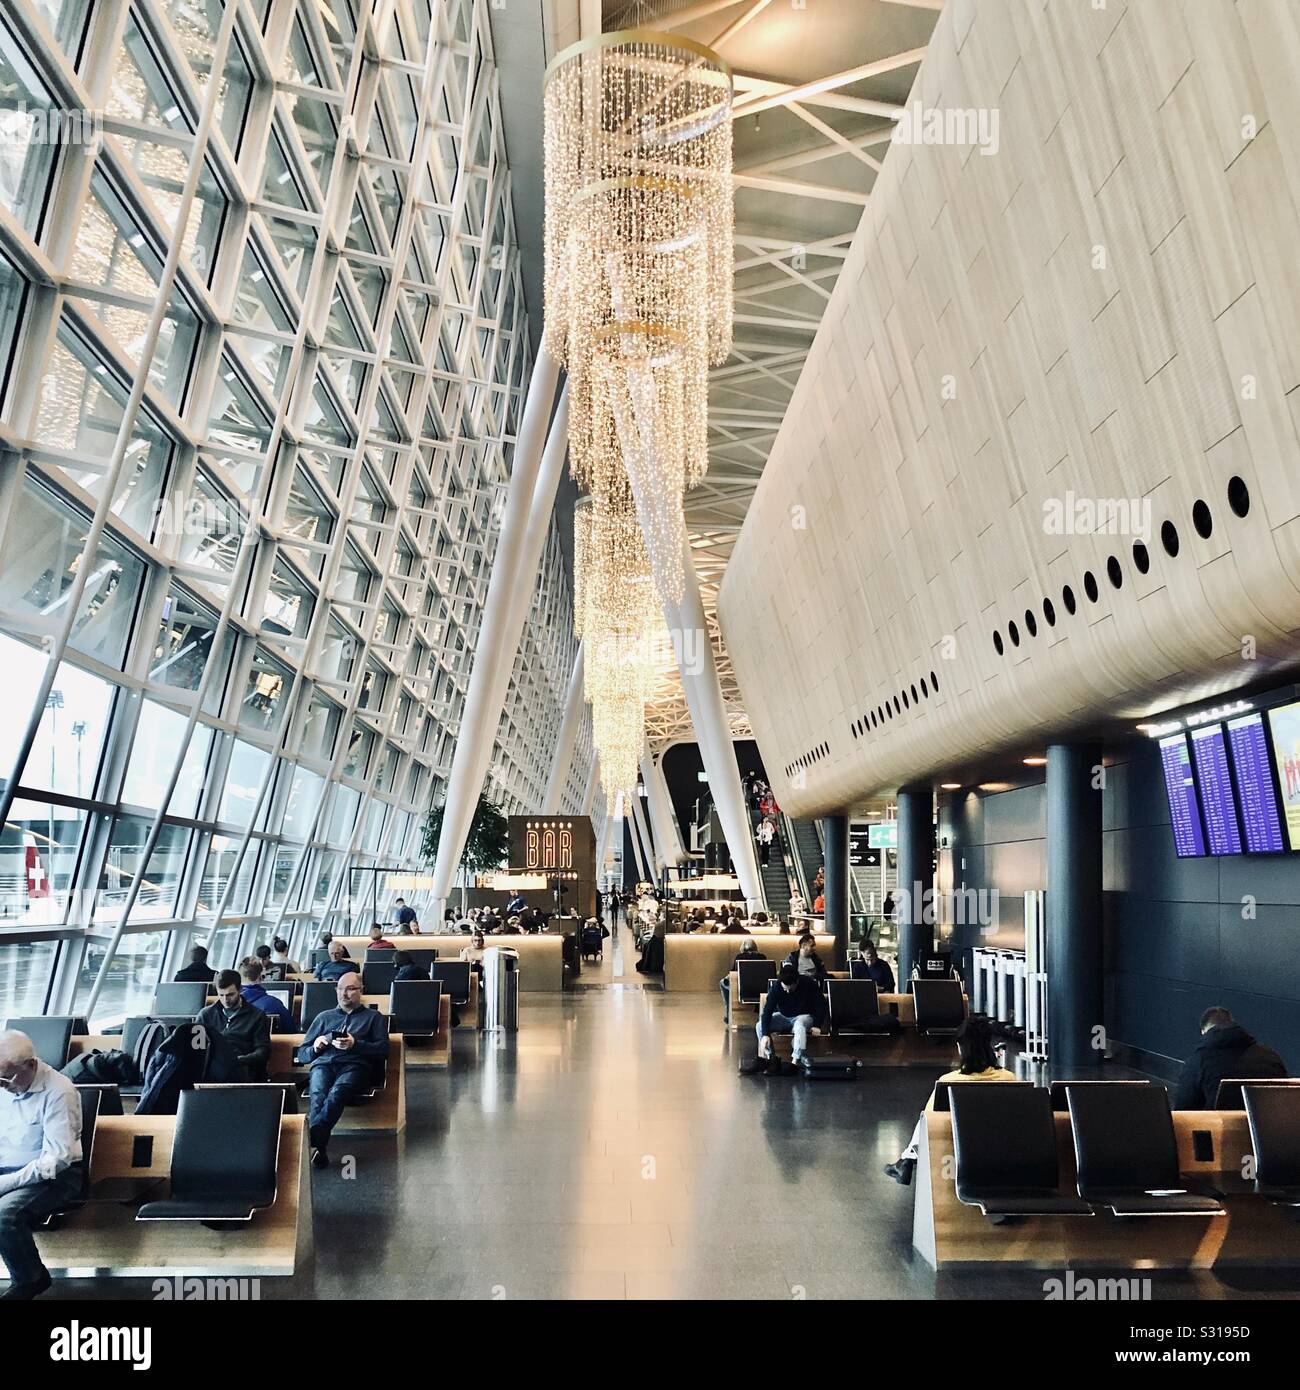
top-left (1225, 713), bottom-right (1285, 854)
top-left (1189, 724), bottom-right (1242, 855)
top-left (1266, 700), bottom-right (1300, 851)
top-left (1159, 734), bottom-right (1206, 858)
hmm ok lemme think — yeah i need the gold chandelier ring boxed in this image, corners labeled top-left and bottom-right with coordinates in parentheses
top-left (544, 28), bottom-right (734, 91)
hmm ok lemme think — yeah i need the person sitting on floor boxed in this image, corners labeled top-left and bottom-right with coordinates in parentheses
top-left (198, 970), bottom-right (272, 1083)
top-left (884, 1016), bottom-right (1015, 1185)
top-left (366, 923), bottom-right (396, 951)
top-left (315, 940), bottom-right (355, 982)
top-left (786, 931), bottom-right (828, 982)
top-left (296, 972), bottom-right (390, 1169)
top-left (391, 951), bottom-right (429, 983)
top-left (174, 945), bottom-right (215, 983)
top-left (0, 1029), bottom-right (82, 1301)
top-left (239, 959), bottom-right (294, 1034)
top-left (1172, 1007), bottom-right (1287, 1110)
top-left (756, 962), bottom-right (827, 1073)
top-left (859, 941), bottom-right (895, 994)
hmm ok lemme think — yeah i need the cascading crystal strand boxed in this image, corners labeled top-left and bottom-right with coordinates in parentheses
top-left (573, 493), bottom-right (663, 796)
top-left (544, 30), bottom-right (734, 604)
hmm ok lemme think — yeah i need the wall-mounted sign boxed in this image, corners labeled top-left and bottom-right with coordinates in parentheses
top-left (868, 821), bottom-right (898, 849)
top-left (849, 829), bottom-right (881, 867)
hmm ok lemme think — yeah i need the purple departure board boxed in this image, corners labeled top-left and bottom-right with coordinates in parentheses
top-left (1226, 713), bottom-right (1286, 853)
top-left (1160, 734), bottom-right (1206, 858)
top-left (1189, 724), bottom-right (1242, 855)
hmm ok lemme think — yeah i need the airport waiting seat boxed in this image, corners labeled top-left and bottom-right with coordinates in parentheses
top-left (196, 1081), bottom-right (300, 1115)
top-left (361, 960), bottom-right (398, 995)
top-left (949, 1083), bottom-right (1093, 1217)
top-left (299, 982), bottom-right (337, 1033)
top-left (136, 1087), bottom-right (283, 1223)
top-left (1242, 1086), bottom-right (1300, 1206)
top-left (39, 1085), bottom-right (105, 1229)
top-left (1066, 1083), bottom-right (1225, 1216)
top-left (825, 980), bottom-right (898, 1038)
top-left (911, 979), bottom-right (967, 1038)
top-left (72, 1082), bottom-right (124, 1116)
top-left (262, 984), bottom-right (295, 1017)
top-left (153, 982), bottom-right (209, 1015)
top-left (1214, 1077), bottom-right (1300, 1110)
top-left (2, 1015), bottom-right (75, 1068)
top-left (430, 961), bottom-right (471, 1004)
top-left (389, 980), bottom-right (443, 1038)
top-left (404, 949), bottom-right (439, 971)
top-left (735, 957), bottom-right (778, 1005)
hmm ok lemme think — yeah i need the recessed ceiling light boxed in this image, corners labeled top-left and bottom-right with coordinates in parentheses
top-left (940, 782), bottom-right (961, 790)
top-left (1023, 757), bottom-right (1047, 766)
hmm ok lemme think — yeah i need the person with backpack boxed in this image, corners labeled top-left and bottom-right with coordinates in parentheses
top-left (196, 971), bottom-right (272, 1083)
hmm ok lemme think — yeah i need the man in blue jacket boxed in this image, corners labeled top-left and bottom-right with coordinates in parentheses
top-left (295, 972), bottom-right (389, 1169)
top-left (314, 940), bottom-right (355, 982)
top-left (757, 962), bottom-right (827, 1072)
top-left (239, 959), bottom-right (294, 1033)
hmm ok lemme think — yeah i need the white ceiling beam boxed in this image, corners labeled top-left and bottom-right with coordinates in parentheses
top-left (787, 101), bottom-right (885, 173)
top-left (710, 0), bottom-right (776, 50)
top-left (732, 312), bottom-right (820, 332)
top-left (732, 49), bottom-right (929, 120)
top-left (733, 172), bottom-right (870, 205)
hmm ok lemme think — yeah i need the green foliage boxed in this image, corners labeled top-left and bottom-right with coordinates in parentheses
top-left (422, 794), bottom-right (510, 877)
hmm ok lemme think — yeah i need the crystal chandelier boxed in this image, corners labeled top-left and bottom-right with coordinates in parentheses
top-left (573, 494), bottom-right (662, 796)
top-left (544, 27), bottom-right (734, 604)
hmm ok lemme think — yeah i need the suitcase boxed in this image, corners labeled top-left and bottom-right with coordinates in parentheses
top-left (798, 1054), bottom-right (859, 1080)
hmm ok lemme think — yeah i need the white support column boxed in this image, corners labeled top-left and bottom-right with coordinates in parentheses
top-left (543, 642), bottom-right (585, 812)
top-left (626, 797), bottom-right (650, 883)
top-left (662, 536), bottom-right (764, 909)
top-left (431, 352), bottom-right (563, 910)
top-left (641, 743), bottom-right (685, 868)
top-left (581, 753), bottom-right (599, 816)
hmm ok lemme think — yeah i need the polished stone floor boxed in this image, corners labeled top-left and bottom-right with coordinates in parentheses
top-left (49, 920), bottom-right (1300, 1300)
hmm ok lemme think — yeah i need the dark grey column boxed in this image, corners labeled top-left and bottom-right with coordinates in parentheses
top-left (822, 814), bottom-right (849, 969)
top-left (896, 786), bottom-right (935, 979)
top-left (1046, 743), bottom-right (1104, 1073)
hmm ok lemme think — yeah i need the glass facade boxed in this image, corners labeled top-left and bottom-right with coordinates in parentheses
top-left (0, 0), bottom-right (598, 1026)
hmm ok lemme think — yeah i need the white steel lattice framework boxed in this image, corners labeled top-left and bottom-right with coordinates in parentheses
top-left (0, 0), bottom-right (596, 1025)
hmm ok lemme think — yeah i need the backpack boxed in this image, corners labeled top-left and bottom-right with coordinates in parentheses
top-left (135, 1023), bottom-right (214, 1116)
top-left (61, 1049), bottom-right (139, 1086)
top-left (131, 1020), bottom-right (168, 1082)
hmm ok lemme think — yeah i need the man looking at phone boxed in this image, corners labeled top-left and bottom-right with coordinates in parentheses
top-left (295, 972), bottom-right (390, 1170)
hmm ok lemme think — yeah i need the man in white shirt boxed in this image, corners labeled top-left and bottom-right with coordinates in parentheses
top-left (0, 1030), bottom-right (82, 1300)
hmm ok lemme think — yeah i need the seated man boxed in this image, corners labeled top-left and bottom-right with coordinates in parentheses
top-left (756, 963), bottom-right (827, 1072)
top-left (366, 923), bottom-right (396, 951)
top-left (392, 951), bottom-right (429, 983)
top-left (198, 970), bottom-right (272, 1082)
top-left (719, 938), bottom-right (764, 1021)
top-left (1172, 1007), bottom-right (1287, 1110)
top-left (0, 1030), bottom-right (82, 1301)
top-left (295, 972), bottom-right (390, 1169)
top-left (174, 945), bottom-right (215, 984)
top-left (239, 959), bottom-right (294, 1034)
top-left (314, 940), bottom-right (355, 982)
top-left (859, 941), bottom-right (895, 994)
top-left (785, 931), bottom-right (828, 982)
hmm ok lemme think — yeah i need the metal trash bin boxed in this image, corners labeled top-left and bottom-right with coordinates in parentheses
top-left (481, 946), bottom-right (519, 1032)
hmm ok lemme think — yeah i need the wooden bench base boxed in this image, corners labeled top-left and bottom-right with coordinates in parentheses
top-left (41, 1114), bottom-right (311, 1278)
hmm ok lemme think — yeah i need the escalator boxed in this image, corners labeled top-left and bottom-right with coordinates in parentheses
top-left (784, 815), bottom-right (823, 907)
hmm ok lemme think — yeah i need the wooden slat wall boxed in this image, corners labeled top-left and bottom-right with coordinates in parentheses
top-left (718, 0), bottom-right (1300, 814)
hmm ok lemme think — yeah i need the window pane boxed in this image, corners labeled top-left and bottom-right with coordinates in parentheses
top-left (0, 939), bottom-right (60, 1017)
top-left (149, 587), bottom-right (219, 693)
top-left (196, 833), bottom-right (257, 915)
top-left (1, 800), bottom-right (88, 926)
top-left (96, 816), bottom-right (189, 920)
top-left (121, 701), bottom-right (211, 817)
top-left (0, 19), bottom-right (61, 236)
top-left (5, 656), bottom-right (114, 800)
top-left (219, 739), bottom-right (269, 827)
top-left (75, 929), bottom-right (168, 1027)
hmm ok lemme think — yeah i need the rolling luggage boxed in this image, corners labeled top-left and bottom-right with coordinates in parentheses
top-left (798, 1054), bottom-right (859, 1081)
